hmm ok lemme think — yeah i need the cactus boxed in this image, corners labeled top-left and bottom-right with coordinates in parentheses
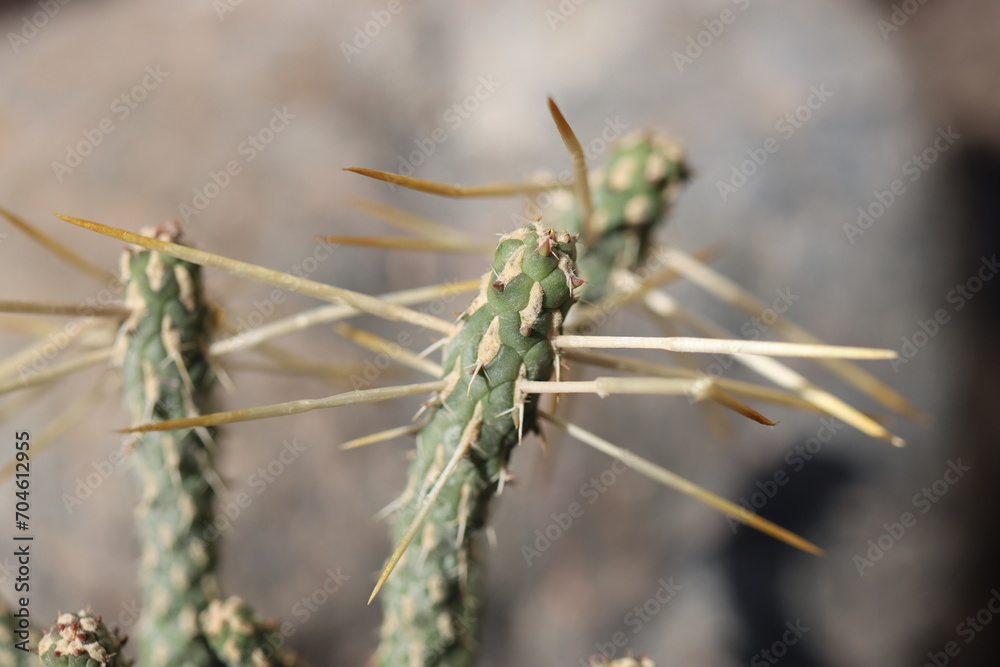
top-left (45, 90), bottom-right (917, 666)
top-left (373, 223), bottom-right (581, 667)
top-left (200, 598), bottom-right (305, 667)
top-left (548, 130), bottom-right (689, 305)
top-left (117, 223), bottom-right (221, 667)
top-left (37, 609), bottom-right (129, 667)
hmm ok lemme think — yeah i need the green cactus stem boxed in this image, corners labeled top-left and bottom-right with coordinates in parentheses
top-left (199, 598), bottom-right (305, 667)
top-left (118, 223), bottom-right (221, 667)
top-left (37, 609), bottom-right (129, 667)
top-left (375, 223), bottom-right (581, 667)
top-left (549, 130), bottom-right (689, 305)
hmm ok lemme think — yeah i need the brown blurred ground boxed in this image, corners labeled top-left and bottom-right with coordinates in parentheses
top-left (1, 0), bottom-right (998, 665)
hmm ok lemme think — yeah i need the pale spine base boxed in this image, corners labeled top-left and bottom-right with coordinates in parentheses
top-left (376, 224), bottom-right (580, 667)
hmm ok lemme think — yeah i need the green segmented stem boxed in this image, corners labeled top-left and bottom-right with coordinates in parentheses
top-left (376, 223), bottom-right (581, 667)
top-left (37, 609), bottom-right (129, 667)
top-left (0, 597), bottom-right (40, 667)
top-left (550, 130), bottom-right (689, 304)
top-left (118, 224), bottom-right (221, 667)
top-left (200, 598), bottom-right (305, 667)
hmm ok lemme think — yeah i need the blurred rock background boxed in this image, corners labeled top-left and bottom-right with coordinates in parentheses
top-left (1, 0), bottom-right (997, 665)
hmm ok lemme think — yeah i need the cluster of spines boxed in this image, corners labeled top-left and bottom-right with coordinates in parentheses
top-left (376, 223), bottom-right (580, 667)
top-left (117, 223), bottom-right (222, 667)
top-left (37, 609), bottom-right (129, 667)
top-left (200, 598), bottom-right (305, 667)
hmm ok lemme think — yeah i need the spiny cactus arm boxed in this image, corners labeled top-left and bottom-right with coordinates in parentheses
top-left (118, 224), bottom-right (221, 667)
top-left (37, 609), bottom-right (129, 667)
top-left (200, 598), bottom-right (306, 667)
top-left (374, 223), bottom-right (581, 667)
top-left (335, 318), bottom-right (778, 426)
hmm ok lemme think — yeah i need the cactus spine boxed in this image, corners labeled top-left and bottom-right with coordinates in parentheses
top-left (37, 609), bottom-right (129, 667)
top-left (375, 223), bottom-right (581, 667)
top-left (118, 224), bottom-right (221, 667)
